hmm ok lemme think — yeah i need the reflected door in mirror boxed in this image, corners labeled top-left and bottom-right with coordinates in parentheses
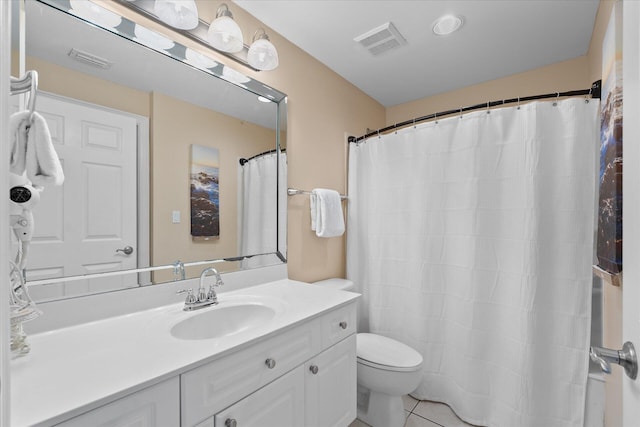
top-left (25, 94), bottom-right (138, 300)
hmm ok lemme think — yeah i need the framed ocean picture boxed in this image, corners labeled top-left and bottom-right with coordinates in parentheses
top-left (596, 4), bottom-right (623, 278)
top-left (190, 144), bottom-right (220, 240)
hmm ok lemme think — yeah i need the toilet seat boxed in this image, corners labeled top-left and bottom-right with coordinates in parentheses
top-left (357, 333), bottom-right (423, 372)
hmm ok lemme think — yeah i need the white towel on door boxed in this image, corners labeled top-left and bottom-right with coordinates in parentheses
top-left (10, 111), bottom-right (64, 187)
top-left (310, 188), bottom-right (345, 237)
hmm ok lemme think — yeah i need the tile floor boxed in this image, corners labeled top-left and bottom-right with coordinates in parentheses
top-left (349, 395), bottom-right (477, 427)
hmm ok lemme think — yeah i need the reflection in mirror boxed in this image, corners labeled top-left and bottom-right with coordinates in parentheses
top-left (12, 0), bottom-right (287, 302)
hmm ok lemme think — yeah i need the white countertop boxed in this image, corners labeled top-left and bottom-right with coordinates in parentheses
top-left (10, 279), bottom-right (359, 427)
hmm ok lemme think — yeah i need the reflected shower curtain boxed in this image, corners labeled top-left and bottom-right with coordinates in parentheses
top-left (239, 152), bottom-right (287, 269)
top-left (347, 99), bottom-right (599, 427)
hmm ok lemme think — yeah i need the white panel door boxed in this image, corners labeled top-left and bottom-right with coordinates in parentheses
top-left (26, 93), bottom-right (138, 298)
top-left (623, 1), bottom-right (640, 424)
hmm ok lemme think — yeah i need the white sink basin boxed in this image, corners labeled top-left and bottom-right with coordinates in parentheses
top-left (171, 303), bottom-right (276, 340)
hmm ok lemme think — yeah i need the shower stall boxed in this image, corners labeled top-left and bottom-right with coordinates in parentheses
top-left (347, 95), bottom-right (601, 427)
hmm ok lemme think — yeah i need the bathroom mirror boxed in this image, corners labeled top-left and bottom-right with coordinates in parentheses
top-left (12, 0), bottom-right (287, 301)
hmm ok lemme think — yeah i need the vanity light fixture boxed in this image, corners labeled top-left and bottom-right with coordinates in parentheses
top-left (207, 3), bottom-right (244, 53)
top-left (154, 0), bottom-right (199, 30)
top-left (112, 0), bottom-right (280, 72)
top-left (432, 14), bottom-right (463, 36)
top-left (247, 28), bottom-right (279, 71)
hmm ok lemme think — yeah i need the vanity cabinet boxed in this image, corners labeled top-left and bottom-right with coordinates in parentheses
top-left (54, 377), bottom-right (179, 427)
top-left (184, 301), bottom-right (357, 427)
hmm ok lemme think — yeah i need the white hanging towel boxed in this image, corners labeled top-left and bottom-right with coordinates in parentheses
top-left (310, 188), bottom-right (345, 237)
top-left (10, 111), bottom-right (64, 187)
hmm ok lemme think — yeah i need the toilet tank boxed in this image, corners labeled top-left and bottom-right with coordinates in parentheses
top-left (311, 278), bottom-right (354, 291)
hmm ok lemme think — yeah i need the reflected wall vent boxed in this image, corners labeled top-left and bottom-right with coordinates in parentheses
top-left (68, 48), bottom-right (112, 69)
top-left (354, 22), bottom-right (407, 56)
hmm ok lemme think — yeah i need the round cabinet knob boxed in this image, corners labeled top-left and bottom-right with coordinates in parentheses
top-left (309, 365), bottom-right (319, 375)
top-left (265, 358), bottom-right (276, 369)
top-left (225, 419), bottom-right (237, 427)
top-left (339, 321), bottom-right (348, 330)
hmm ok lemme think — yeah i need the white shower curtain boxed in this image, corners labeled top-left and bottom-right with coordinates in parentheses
top-left (239, 152), bottom-right (287, 269)
top-left (347, 99), bottom-right (599, 427)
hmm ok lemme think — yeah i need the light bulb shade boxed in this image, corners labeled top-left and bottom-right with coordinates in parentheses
top-left (69, 0), bottom-right (122, 29)
top-left (247, 37), bottom-right (279, 71)
top-left (207, 5), bottom-right (244, 53)
top-left (154, 0), bottom-right (199, 30)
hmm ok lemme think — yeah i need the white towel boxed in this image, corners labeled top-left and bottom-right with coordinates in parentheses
top-left (10, 111), bottom-right (64, 187)
top-left (310, 188), bottom-right (345, 237)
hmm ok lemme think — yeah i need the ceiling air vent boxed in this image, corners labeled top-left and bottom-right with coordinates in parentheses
top-left (354, 22), bottom-right (407, 56)
top-left (68, 48), bottom-right (112, 69)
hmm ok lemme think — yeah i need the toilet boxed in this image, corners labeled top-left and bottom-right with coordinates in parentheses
top-left (312, 279), bottom-right (424, 427)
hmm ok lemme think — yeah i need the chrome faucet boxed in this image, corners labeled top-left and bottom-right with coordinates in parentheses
top-left (182, 267), bottom-right (224, 311)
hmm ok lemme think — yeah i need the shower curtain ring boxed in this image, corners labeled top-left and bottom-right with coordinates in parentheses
top-left (413, 118), bottom-right (417, 128)
top-left (434, 112), bottom-right (438, 125)
top-left (517, 97), bottom-right (521, 110)
top-left (377, 129), bottom-right (381, 139)
top-left (459, 106), bottom-right (463, 119)
top-left (553, 92), bottom-right (559, 106)
top-left (586, 87), bottom-right (592, 104)
top-left (486, 101), bottom-right (490, 114)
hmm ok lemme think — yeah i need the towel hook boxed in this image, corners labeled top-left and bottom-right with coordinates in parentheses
top-left (26, 70), bottom-right (38, 122)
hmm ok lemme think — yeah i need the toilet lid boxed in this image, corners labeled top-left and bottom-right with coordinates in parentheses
top-left (357, 333), bottom-right (423, 369)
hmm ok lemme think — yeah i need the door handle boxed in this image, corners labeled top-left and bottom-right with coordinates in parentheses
top-left (116, 246), bottom-right (134, 255)
top-left (590, 341), bottom-right (637, 380)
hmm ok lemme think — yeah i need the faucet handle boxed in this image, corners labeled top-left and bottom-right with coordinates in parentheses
top-left (184, 289), bottom-right (197, 304)
top-left (207, 285), bottom-right (219, 304)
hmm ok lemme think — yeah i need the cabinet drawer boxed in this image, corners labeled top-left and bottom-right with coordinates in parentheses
top-left (214, 366), bottom-right (305, 427)
top-left (181, 319), bottom-right (321, 427)
top-left (321, 301), bottom-right (357, 349)
top-left (55, 378), bottom-right (179, 427)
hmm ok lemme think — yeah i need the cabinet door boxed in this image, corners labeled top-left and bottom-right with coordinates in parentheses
top-left (305, 334), bottom-right (357, 427)
top-left (214, 366), bottom-right (304, 427)
top-left (55, 377), bottom-right (179, 427)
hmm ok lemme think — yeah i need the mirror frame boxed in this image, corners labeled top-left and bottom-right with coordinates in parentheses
top-left (20, 0), bottom-right (288, 295)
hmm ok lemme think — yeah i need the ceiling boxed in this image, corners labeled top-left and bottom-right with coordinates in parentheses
top-left (235, 0), bottom-right (600, 107)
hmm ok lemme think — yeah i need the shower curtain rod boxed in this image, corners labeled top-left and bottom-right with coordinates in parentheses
top-left (239, 148), bottom-right (286, 166)
top-left (348, 80), bottom-right (601, 143)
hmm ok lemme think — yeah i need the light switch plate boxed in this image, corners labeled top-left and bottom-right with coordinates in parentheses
top-left (172, 210), bottom-right (181, 224)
